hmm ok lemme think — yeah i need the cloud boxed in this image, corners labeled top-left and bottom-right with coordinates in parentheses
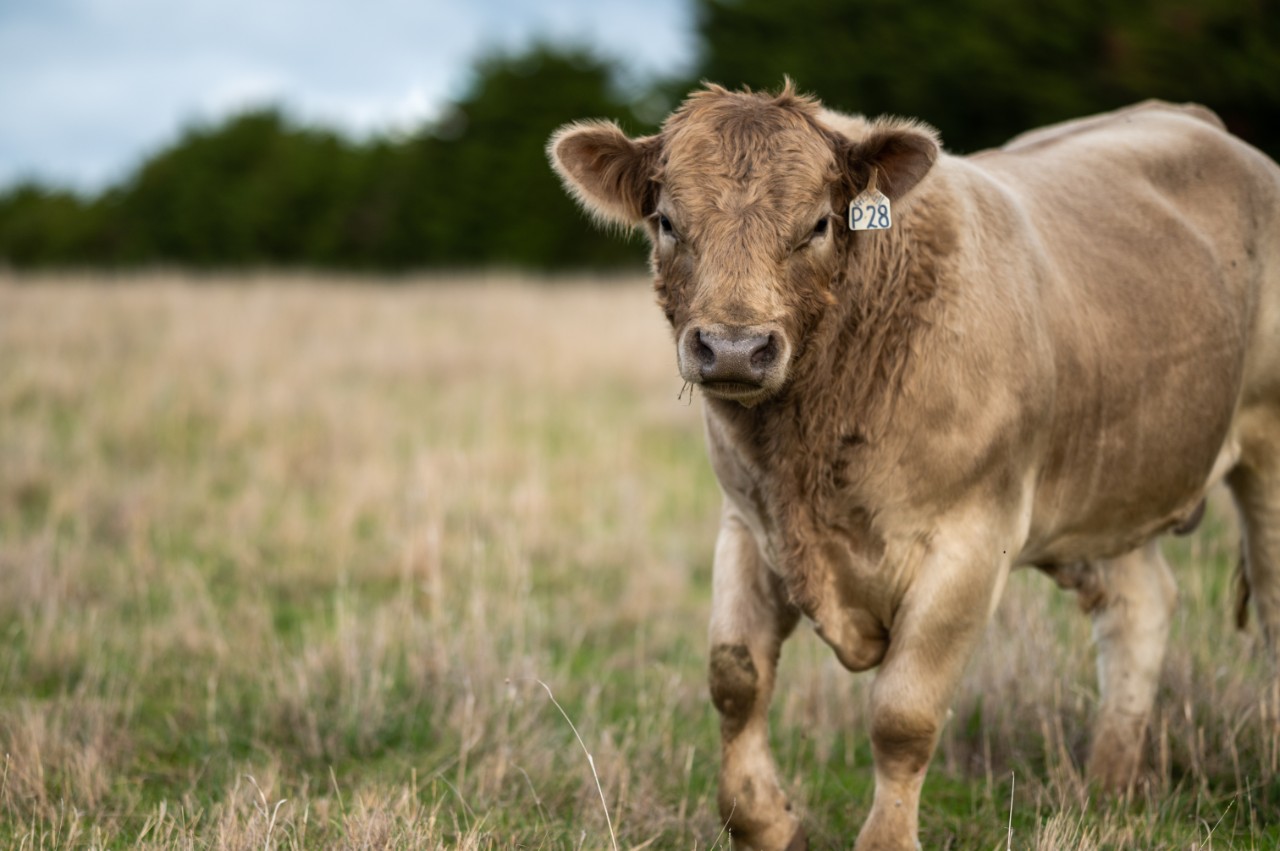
top-left (0, 0), bottom-right (694, 191)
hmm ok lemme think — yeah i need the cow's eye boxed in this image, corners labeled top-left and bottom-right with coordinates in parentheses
top-left (794, 216), bottom-right (831, 253)
top-left (659, 214), bottom-right (676, 238)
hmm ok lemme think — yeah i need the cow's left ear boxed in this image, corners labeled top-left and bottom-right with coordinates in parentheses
top-left (842, 119), bottom-right (940, 203)
top-left (548, 121), bottom-right (661, 228)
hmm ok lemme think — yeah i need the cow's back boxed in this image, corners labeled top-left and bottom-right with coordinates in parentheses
top-left (993, 100), bottom-right (1226, 154)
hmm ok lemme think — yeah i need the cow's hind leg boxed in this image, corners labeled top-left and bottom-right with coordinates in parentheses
top-left (1049, 541), bottom-right (1177, 791)
top-left (709, 511), bottom-right (803, 851)
top-left (1228, 433), bottom-right (1280, 661)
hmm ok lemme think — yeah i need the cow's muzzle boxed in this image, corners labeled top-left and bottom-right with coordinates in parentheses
top-left (678, 323), bottom-right (791, 405)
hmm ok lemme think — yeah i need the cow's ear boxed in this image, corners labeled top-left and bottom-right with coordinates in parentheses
top-left (843, 120), bottom-right (940, 203)
top-left (548, 121), bottom-right (660, 228)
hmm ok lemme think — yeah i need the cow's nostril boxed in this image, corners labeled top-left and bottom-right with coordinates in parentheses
top-left (751, 335), bottom-right (778, 369)
top-left (695, 330), bottom-right (716, 367)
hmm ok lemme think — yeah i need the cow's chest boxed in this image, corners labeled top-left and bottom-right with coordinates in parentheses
top-left (706, 412), bottom-right (896, 622)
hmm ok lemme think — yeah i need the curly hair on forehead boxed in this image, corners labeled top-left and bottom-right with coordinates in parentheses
top-left (673, 77), bottom-right (821, 115)
top-left (665, 80), bottom-right (823, 141)
top-left (660, 81), bottom-right (837, 185)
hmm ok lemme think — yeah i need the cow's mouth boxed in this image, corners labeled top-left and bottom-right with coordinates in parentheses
top-left (699, 380), bottom-right (772, 405)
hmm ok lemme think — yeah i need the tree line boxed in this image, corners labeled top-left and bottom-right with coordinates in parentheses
top-left (3, 0), bottom-right (1277, 271)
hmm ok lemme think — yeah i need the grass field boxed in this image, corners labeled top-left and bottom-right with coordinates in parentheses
top-left (1, 273), bottom-right (1277, 850)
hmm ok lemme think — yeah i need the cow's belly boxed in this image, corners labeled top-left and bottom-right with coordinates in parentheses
top-left (1023, 437), bottom-right (1238, 565)
top-left (1021, 346), bottom-right (1244, 564)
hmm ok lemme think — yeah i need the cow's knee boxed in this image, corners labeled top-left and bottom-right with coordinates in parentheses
top-left (710, 642), bottom-right (759, 735)
top-left (870, 705), bottom-right (939, 777)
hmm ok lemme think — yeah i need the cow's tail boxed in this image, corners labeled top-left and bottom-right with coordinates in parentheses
top-left (1235, 545), bottom-right (1252, 630)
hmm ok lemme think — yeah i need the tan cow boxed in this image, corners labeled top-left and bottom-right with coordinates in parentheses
top-left (548, 83), bottom-right (1280, 850)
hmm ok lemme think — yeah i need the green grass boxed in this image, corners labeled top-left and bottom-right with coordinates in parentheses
top-left (0, 273), bottom-right (1276, 849)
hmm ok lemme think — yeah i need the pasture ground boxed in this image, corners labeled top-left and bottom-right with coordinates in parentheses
top-left (0, 273), bottom-right (1277, 849)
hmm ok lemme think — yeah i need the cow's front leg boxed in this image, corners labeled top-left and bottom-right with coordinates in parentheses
top-left (1048, 541), bottom-right (1177, 791)
top-left (709, 510), bottom-right (804, 851)
top-left (855, 543), bottom-right (1007, 851)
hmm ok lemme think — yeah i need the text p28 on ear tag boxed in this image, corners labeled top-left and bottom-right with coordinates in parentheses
top-left (848, 189), bottom-right (891, 231)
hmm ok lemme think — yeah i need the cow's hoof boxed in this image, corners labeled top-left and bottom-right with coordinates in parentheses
top-left (783, 824), bottom-right (807, 851)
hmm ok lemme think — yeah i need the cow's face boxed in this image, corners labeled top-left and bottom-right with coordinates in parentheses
top-left (549, 85), bottom-right (937, 407)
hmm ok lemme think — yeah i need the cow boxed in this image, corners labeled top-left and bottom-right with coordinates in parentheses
top-left (547, 82), bottom-right (1280, 850)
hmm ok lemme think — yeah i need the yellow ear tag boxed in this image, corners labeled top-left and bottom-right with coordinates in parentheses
top-left (848, 169), bottom-right (891, 231)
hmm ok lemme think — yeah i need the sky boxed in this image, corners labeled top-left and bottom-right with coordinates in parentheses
top-left (0, 0), bottom-right (696, 192)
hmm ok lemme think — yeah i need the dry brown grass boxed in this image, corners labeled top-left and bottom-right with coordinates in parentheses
top-left (0, 272), bottom-right (1276, 849)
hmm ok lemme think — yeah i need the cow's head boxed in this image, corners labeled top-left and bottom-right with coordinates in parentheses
top-left (549, 83), bottom-right (938, 407)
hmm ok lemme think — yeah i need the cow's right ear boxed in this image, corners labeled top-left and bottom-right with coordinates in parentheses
top-left (548, 121), bottom-right (661, 228)
top-left (839, 119), bottom-right (940, 204)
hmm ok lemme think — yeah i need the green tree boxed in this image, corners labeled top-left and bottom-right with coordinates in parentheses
top-left (102, 109), bottom-right (366, 265)
top-left (693, 0), bottom-right (1280, 159)
top-left (0, 184), bottom-right (98, 266)
top-left (408, 44), bottom-right (653, 268)
top-left (0, 44), bottom-right (653, 270)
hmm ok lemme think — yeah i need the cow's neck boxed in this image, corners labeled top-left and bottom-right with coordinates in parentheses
top-left (704, 192), bottom-right (952, 612)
